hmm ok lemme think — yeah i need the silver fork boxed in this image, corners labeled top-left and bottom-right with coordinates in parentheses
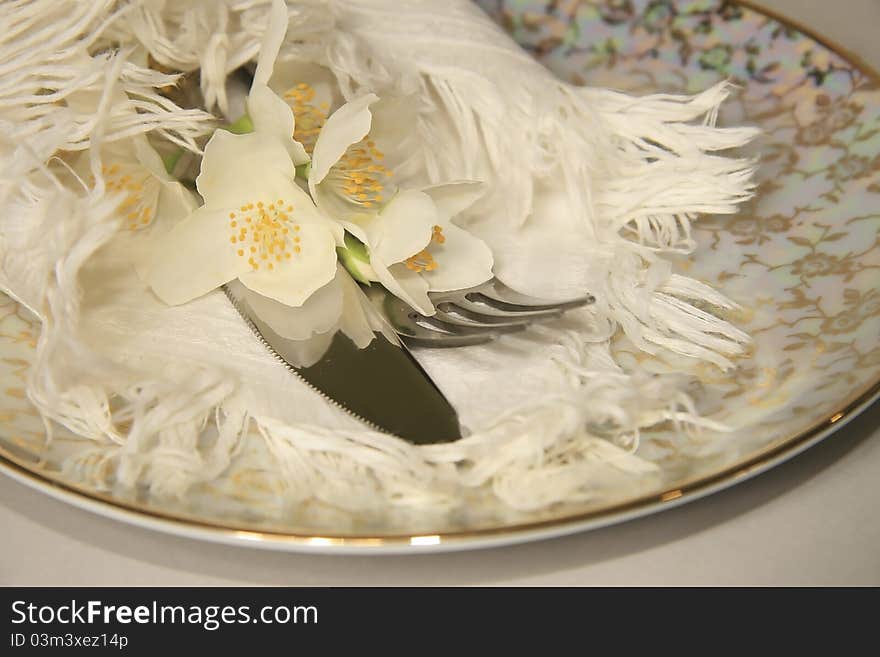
top-left (368, 279), bottom-right (594, 347)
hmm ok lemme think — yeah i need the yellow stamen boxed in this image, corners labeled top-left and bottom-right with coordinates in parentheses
top-left (405, 231), bottom-right (444, 273)
top-left (324, 135), bottom-right (394, 210)
top-left (229, 197), bottom-right (304, 269)
top-left (283, 83), bottom-right (329, 155)
top-left (99, 161), bottom-right (157, 231)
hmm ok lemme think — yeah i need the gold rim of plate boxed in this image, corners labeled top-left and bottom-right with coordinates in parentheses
top-left (1, 0), bottom-right (879, 550)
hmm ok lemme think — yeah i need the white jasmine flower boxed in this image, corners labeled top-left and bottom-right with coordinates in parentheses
top-left (306, 95), bottom-right (494, 315)
top-left (82, 135), bottom-right (196, 234)
top-left (143, 129), bottom-right (340, 309)
top-left (237, 2), bottom-right (495, 316)
top-left (66, 83), bottom-right (197, 235)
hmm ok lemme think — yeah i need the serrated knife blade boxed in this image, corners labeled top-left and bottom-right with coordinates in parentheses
top-left (223, 284), bottom-right (462, 445)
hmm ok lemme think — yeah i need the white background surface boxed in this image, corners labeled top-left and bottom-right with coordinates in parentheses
top-left (1, 0), bottom-right (879, 586)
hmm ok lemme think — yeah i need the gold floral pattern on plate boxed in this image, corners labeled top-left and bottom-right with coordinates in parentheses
top-left (0, 0), bottom-right (878, 549)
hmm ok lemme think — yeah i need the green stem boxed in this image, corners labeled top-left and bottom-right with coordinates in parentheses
top-left (336, 232), bottom-right (374, 284)
top-left (225, 113), bottom-right (254, 134)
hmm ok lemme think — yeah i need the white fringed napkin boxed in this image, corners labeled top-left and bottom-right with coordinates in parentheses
top-left (0, 0), bottom-right (757, 513)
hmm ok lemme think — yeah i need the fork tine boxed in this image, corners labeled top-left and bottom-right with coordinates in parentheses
top-left (368, 279), bottom-right (594, 348)
top-left (416, 312), bottom-right (526, 337)
top-left (467, 279), bottom-right (594, 312)
top-left (373, 289), bottom-right (519, 348)
top-left (396, 321), bottom-right (500, 348)
top-left (436, 301), bottom-right (561, 326)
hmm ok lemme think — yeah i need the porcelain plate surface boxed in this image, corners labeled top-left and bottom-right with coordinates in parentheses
top-left (1, 0), bottom-right (878, 553)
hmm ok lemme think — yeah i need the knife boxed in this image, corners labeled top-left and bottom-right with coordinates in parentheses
top-left (223, 283), bottom-right (463, 445)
